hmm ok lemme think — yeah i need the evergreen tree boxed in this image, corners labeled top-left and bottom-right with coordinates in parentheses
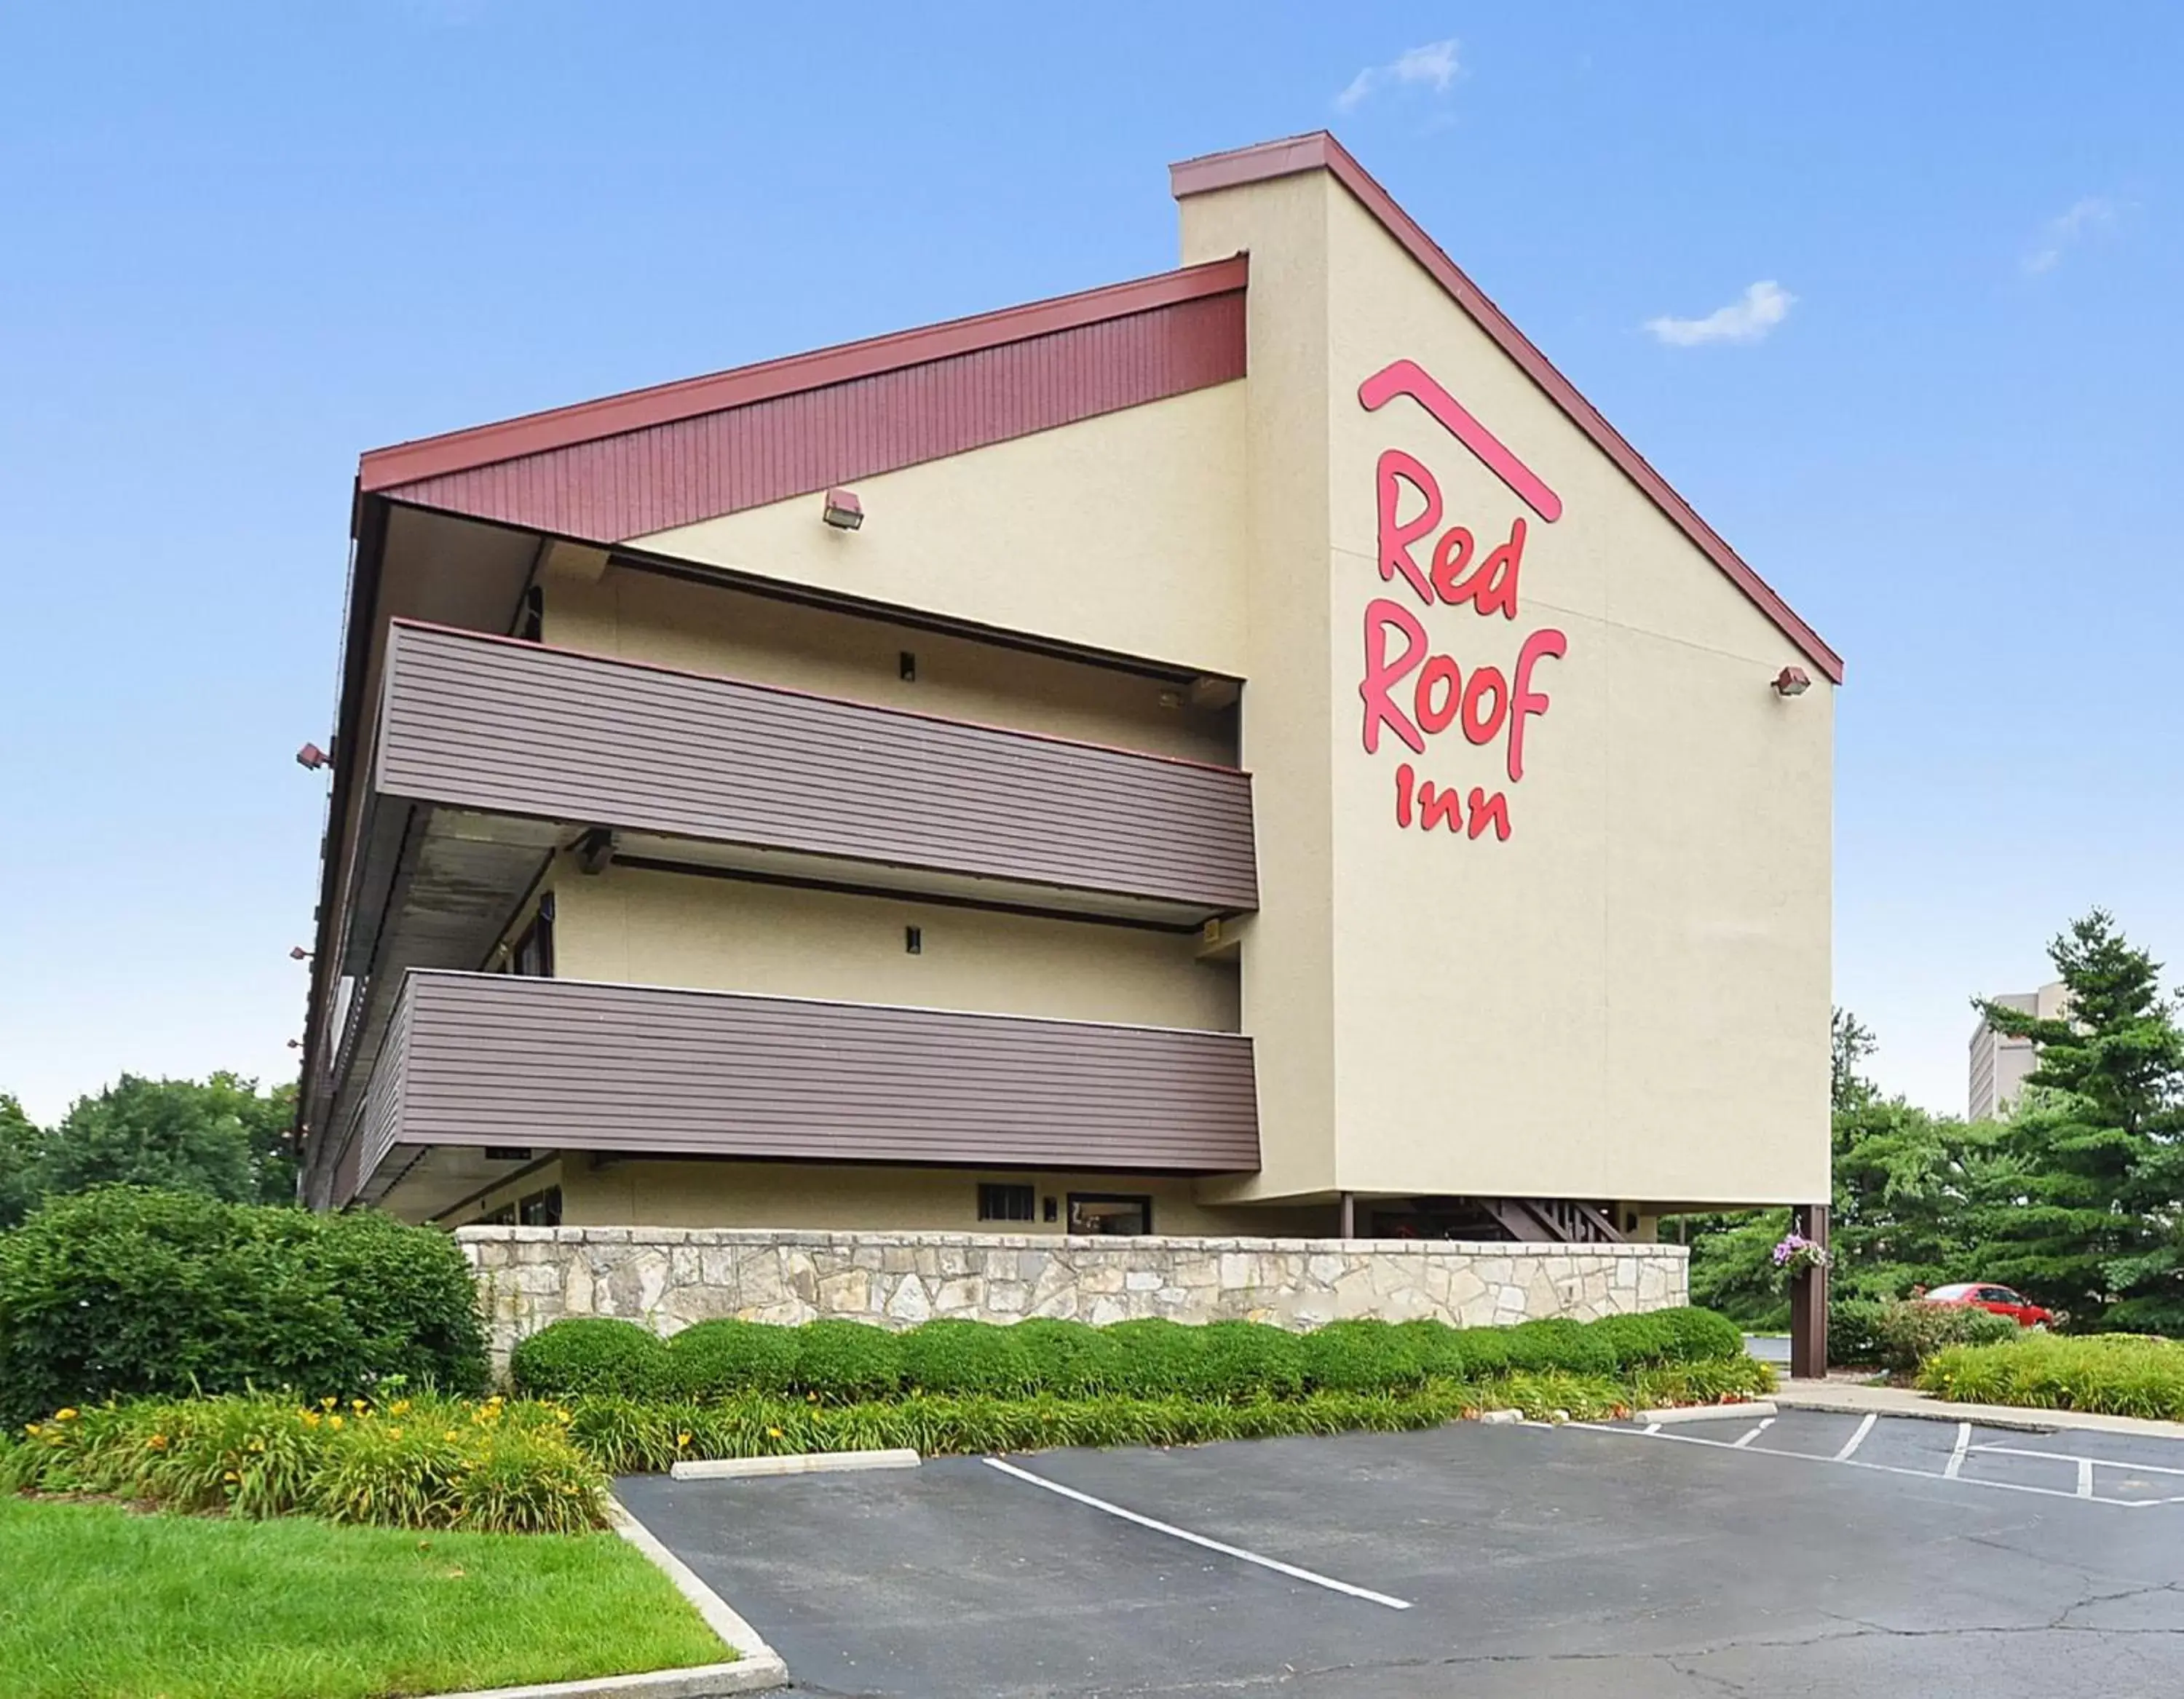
top-left (1973, 910), bottom-right (2184, 1329)
top-left (0, 1096), bottom-right (44, 1229)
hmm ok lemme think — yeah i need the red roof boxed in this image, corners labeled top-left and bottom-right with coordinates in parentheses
top-left (1174, 132), bottom-right (1841, 684)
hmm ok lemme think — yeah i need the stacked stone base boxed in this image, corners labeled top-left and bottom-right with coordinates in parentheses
top-left (459, 1227), bottom-right (1689, 1373)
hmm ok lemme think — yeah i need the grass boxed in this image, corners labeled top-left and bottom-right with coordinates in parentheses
top-left (0, 1493), bottom-right (727, 1699)
top-left (1918, 1331), bottom-right (2184, 1422)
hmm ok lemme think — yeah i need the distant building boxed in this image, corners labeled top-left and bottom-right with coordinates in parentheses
top-left (1969, 981), bottom-right (2068, 1120)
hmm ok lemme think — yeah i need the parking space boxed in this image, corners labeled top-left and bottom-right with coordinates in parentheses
top-left (619, 1413), bottom-right (2184, 1698)
top-left (1594, 1407), bottom-right (2184, 1507)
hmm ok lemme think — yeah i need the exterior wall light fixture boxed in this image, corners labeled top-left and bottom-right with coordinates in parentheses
top-left (821, 488), bottom-right (864, 530)
top-left (289, 946), bottom-right (311, 961)
top-left (296, 741), bottom-right (331, 770)
top-left (1771, 666), bottom-right (1812, 698)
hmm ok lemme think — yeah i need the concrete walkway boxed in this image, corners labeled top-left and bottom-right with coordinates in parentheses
top-left (1776, 1377), bottom-right (2184, 1441)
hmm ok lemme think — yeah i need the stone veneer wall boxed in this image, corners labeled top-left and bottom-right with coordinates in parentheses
top-left (459, 1227), bottom-right (1689, 1371)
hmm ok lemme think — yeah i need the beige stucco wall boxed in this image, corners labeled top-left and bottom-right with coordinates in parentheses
top-left (548, 861), bottom-right (1240, 1033)
top-left (1182, 173), bottom-right (1342, 1202)
top-left (621, 381), bottom-right (1250, 678)
top-left (1184, 169), bottom-right (1832, 1209)
top-left (558, 1158), bottom-right (1326, 1235)
top-left (539, 561), bottom-right (1235, 767)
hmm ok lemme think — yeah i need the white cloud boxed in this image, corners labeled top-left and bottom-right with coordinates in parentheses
top-left (2022, 195), bottom-right (2120, 274)
top-left (1336, 39), bottom-right (1461, 112)
top-left (1644, 280), bottom-right (1795, 347)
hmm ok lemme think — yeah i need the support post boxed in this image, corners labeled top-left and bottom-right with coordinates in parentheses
top-left (1339, 1192), bottom-right (1356, 1239)
top-left (1787, 1201), bottom-right (1829, 1381)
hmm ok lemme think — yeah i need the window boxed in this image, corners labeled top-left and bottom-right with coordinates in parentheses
top-left (1067, 1193), bottom-right (1152, 1236)
top-left (478, 1203), bottom-right (516, 1227)
top-left (519, 1186), bottom-right (563, 1228)
top-left (978, 1183), bottom-right (1035, 1222)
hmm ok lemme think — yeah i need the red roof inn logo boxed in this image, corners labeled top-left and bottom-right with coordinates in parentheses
top-left (1356, 359), bottom-right (1567, 843)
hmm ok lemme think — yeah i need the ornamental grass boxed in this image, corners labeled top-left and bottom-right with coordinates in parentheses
top-left (1918, 1331), bottom-right (2184, 1422)
top-left (3, 1392), bottom-right (605, 1534)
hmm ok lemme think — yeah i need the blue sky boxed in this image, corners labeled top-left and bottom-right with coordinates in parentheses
top-left (1, 3), bottom-right (2178, 1124)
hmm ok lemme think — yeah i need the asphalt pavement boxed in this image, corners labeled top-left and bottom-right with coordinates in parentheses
top-left (619, 1408), bottom-right (2184, 1697)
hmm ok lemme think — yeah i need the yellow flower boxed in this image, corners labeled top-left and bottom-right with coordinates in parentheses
top-left (676, 1432), bottom-right (692, 1449)
top-left (146, 1435), bottom-right (168, 1452)
top-left (55, 1409), bottom-right (78, 1422)
top-left (23, 1425), bottom-right (39, 1438)
top-left (248, 1439), bottom-right (266, 1453)
top-left (445, 1430), bottom-right (460, 1442)
top-left (320, 1397), bottom-right (337, 1410)
top-left (388, 1427), bottom-right (403, 1440)
top-left (222, 1470), bottom-right (240, 1484)
top-left (389, 1400), bottom-right (412, 1417)
top-left (352, 1399), bottom-right (368, 1413)
top-left (766, 1427), bottom-right (783, 1439)
top-left (300, 1411), bottom-right (322, 1427)
top-left (328, 1414), bottom-right (345, 1431)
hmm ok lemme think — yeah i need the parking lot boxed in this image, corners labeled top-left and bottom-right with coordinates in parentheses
top-left (619, 1410), bottom-right (2184, 1697)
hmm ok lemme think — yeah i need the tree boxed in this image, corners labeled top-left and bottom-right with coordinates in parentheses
top-left (0, 1096), bottom-right (45, 1229)
top-left (37, 1074), bottom-right (298, 1209)
top-left (1972, 909), bottom-right (2184, 1329)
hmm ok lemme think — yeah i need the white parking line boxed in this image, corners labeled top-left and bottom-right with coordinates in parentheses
top-left (1559, 1419), bottom-right (2166, 1508)
top-left (1731, 1418), bottom-right (1774, 1449)
top-left (981, 1457), bottom-right (1414, 1610)
top-left (1974, 1442), bottom-right (2184, 1481)
top-left (1945, 1422), bottom-right (1971, 1480)
top-left (2078, 1457), bottom-right (2096, 1499)
top-left (1832, 1412), bottom-right (1878, 1462)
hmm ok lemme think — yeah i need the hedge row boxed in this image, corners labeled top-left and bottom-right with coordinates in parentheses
top-left (1918, 1332), bottom-right (2184, 1422)
top-left (0, 1188), bottom-right (491, 1429)
top-left (558, 1359), bottom-right (1773, 1473)
top-left (510, 1308), bottom-right (1746, 1404)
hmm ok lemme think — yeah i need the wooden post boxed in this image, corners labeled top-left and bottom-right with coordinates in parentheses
top-left (1339, 1192), bottom-right (1357, 1239)
top-left (1787, 1202), bottom-right (1829, 1381)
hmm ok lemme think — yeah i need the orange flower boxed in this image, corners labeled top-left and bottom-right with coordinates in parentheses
top-left (146, 1435), bottom-right (169, 1452)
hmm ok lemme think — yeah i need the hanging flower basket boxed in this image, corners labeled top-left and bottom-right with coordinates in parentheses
top-left (1772, 1232), bottom-right (1830, 1283)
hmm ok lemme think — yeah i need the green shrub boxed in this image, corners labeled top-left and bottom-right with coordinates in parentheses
top-left (1629, 1355), bottom-right (1776, 1409)
top-left (509, 1318), bottom-right (667, 1400)
top-left (1177, 1321), bottom-right (1305, 1402)
top-left (1872, 1301), bottom-right (2020, 1374)
top-left (1918, 1332), bottom-right (2184, 1421)
top-left (1448, 1326), bottom-right (1511, 1379)
top-left (1584, 1312), bottom-right (1677, 1370)
top-left (0, 1393), bottom-right (605, 1533)
top-left (1101, 1318), bottom-right (1201, 1398)
top-left (1010, 1319), bottom-right (1132, 1397)
top-left (1827, 1299), bottom-right (1887, 1368)
top-left (900, 1320), bottom-right (1037, 1397)
top-left (663, 1320), bottom-right (800, 1398)
top-left (793, 1320), bottom-right (903, 1402)
top-left (1393, 1319), bottom-right (1471, 1379)
top-left (1651, 1307), bottom-right (1746, 1364)
top-left (0, 1187), bottom-right (488, 1427)
top-left (1300, 1320), bottom-right (1425, 1392)
top-left (1504, 1318), bottom-right (1618, 1376)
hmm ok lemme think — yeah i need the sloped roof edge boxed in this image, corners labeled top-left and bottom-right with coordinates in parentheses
top-left (1172, 132), bottom-right (1843, 684)
top-left (358, 254), bottom-right (1251, 494)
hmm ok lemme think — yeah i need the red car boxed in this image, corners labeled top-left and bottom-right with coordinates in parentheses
top-left (1922, 1282), bottom-right (2056, 1328)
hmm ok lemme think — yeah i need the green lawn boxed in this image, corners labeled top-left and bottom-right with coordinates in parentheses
top-left (0, 1494), bottom-right (729, 1699)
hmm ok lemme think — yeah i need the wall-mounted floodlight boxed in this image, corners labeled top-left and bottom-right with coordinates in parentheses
top-left (1771, 666), bottom-right (1812, 698)
top-left (296, 742), bottom-right (331, 770)
top-left (821, 488), bottom-right (864, 530)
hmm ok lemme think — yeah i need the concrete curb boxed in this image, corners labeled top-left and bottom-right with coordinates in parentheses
top-left (1770, 1388), bottom-right (2066, 1434)
top-left (1478, 1409), bottom-right (1524, 1425)
top-left (670, 1447), bottom-right (920, 1481)
top-left (1635, 1400), bottom-right (1778, 1425)
top-left (600, 1498), bottom-right (790, 1694)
